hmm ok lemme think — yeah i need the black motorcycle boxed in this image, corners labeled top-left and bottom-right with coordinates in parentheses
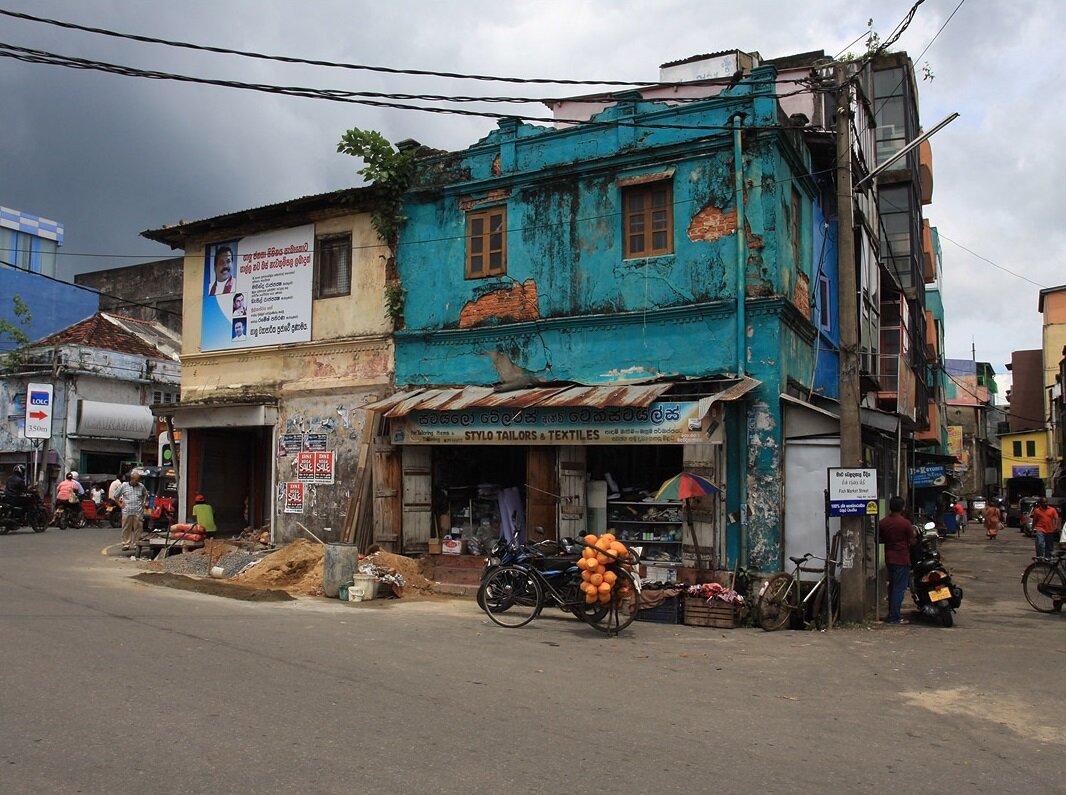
top-left (910, 521), bottom-right (963, 626)
top-left (52, 499), bottom-right (87, 530)
top-left (0, 490), bottom-right (49, 534)
top-left (476, 537), bottom-right (591, 615)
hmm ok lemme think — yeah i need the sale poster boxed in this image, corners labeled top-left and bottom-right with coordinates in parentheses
top-left (284, 482), bottom-right (305, 513)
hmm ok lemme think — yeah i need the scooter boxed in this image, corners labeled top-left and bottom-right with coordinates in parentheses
top-left (910, 521), bottom-right (964, 627)
top-left (53, 498), bottom-right (91, 529)
top-left (0, 490), bottom-right (48, 534)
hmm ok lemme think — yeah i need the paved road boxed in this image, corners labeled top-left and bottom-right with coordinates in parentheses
top-left (1, 523), bottom-right (1063, 794)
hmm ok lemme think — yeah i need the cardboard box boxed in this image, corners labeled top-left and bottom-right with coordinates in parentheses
top-left (441, 538), bottom-right (464, 555)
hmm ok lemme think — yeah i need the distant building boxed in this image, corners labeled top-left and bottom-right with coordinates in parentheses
top-left (1005, 350), bottom-right (1043, 433)
top-left (0, 205), bottom-right (98, 347)
top-left (75, 257), bottom-right (184, 333)
top-left (0, 312), bottom-right (180, 492)
top-left (1038, 286), bottom-right (1066, 495)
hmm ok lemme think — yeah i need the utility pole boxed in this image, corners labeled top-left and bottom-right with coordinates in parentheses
top-left (835, 65), bottom-right (866, 622)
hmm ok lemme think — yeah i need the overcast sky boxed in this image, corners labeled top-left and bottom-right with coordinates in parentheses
top-left (1, 0), bottom-right (1062, 376)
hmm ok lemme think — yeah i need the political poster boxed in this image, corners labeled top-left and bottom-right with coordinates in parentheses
top-left (201, 224), bottom-right (314, 352)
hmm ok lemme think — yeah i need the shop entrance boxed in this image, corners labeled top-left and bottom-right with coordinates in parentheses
top-left (432, 444), bottom-right (528, 550)
top-left (187, 427), bottom-right (272, 536)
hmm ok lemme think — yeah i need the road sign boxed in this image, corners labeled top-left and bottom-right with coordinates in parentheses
top-left (827, 467), bottom-right (878, 517)
top-left (24, 382), bottom-right (53, 440)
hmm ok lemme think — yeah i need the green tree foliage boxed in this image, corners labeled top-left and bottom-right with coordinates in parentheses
top-left (0, 295), bottom-right (32, 370)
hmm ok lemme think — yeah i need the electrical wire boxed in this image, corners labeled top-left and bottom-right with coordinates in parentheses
top-left (937, 233), bottom-right (1047, 289)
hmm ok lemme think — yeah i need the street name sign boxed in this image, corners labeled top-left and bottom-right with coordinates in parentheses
top-left (827, 467), bottom-right (879, 517)
top-left (24, 382), bottom-right (53, 440)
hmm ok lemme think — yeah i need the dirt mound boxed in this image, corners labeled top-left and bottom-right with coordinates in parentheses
top-left (365, 550), bottom-right (435, 595)
top-left (133, 572), bottom-right (294, 602)
top-left (233, 538), bottom-right (325, 597)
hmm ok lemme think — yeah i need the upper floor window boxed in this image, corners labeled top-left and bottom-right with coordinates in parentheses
top-left (817, 274), bottom-right (831, 331)
top-left (466, 208), bottom-right (506, 278)
top-left (1013, 441), bottom-right (1023, 458)
top-left (1026, 440), bottom-right (1037, 457)
top-left (623, 182), bottom-right (673, 259)
top-left (315, 234), bottom-right (352, 298)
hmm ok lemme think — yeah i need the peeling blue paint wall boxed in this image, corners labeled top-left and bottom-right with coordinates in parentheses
top-left (395, 65), bottom-right (833, 571)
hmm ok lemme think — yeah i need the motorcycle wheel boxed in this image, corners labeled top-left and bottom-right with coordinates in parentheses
top-left (74, 514), bottom-right (88, 529)
top-left (938, 607), bottom-right (954, 628)
top-left (56, 511), bottom-right (68, 530)
top-left (0, 523), bottom-right (10, 535)
top-left (109, 511), bottom-right (121, 528)
top-left (32, 509), bottom-right (47, 533)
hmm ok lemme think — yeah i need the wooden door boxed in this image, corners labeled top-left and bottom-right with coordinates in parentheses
top-left (526, 446), bottom-right (557, 542)
top-left (558, 445), bottom-right (587, 540)
top-left (372, 436), bottom-right (401, 550)
top-left (683, 441), bottom-right (724, 571)
top-left (400, 445), bottom-right (433, 552)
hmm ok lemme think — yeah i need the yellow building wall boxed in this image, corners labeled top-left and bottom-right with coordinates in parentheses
top-left (1000, 431), bottom-right (1048, 480)
top-left (179, 212), bottom-right (393, 402)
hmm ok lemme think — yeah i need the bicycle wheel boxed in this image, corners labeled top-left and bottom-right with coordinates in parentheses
top-left (1022, 560), bottom-right (1065, 613)
top-left (481, 566), bottom-right (543, 628)
top-left (811, 579), bottom-right (840, 629)
top-left (582, 568), bottom-right (640, 635)
top-left (757, 573), bottom-right (795, 631)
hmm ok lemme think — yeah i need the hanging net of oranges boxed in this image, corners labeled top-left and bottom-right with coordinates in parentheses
top-left (576, 532), bottom-right (633, 604)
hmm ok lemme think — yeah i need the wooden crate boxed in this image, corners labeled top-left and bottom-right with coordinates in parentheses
top-left (683, 596), bottom-right (740, 628)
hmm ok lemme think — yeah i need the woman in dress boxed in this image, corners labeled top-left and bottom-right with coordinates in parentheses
top-left (984, 499), bottom-right (1003, 539)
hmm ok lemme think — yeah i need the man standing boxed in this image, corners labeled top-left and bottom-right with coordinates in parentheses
top-left (879, 496), bottom-right (916, 625)
top-left (116, 470), bottom-right (148, 552)
top-left (1030, 497), bottom-right (1061, 559)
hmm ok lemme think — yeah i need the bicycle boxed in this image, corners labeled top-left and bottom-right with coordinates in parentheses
top-left (756, 551), bottom-right (840, 631)
top-left (480, 542), bottom-right (641, 635)
top-left (1021, 550), bottom-right (1066, 613)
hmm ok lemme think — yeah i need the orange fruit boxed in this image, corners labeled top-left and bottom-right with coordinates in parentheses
top-left (602, 533), bottom-right (616, 544)
top-left (582, 547), bottom-right (596, 559)
top-left (590, 573), bottom-right (603, 587)
top-left (581, 570), bottom-right (592, 582)
top-left (598, 592), bottom-right (612, 603)
top-left (603, 570), bottom-right (617, 585)
top-left (596, 553), bottom-right (610, 566)
top-left (594, 538), bottom-right (610, 551)
top-left (576, 557), bottom-right (589, 570)
top-left (598, 582), bottom-right (612, 594)
top-left (583, 534), bottom-right (598, 545)
top-left (593, 564), bottom-right (605, 575)
top-left (586, 592), bottom-right (599, 604)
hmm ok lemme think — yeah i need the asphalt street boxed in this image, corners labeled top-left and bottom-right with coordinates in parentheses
top-left (1, 521), bottom-right (1063, 794)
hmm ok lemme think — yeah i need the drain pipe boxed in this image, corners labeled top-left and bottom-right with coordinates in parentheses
top-left (732, 111), bottom-right (750, 566)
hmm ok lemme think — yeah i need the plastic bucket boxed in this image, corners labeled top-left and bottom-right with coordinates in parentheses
top-left (352, 573), bottom-right (378, 601)
top-left (323, 543), bottom-right (359, 598)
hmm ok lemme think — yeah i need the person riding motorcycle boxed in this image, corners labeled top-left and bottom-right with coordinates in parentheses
top-left (56, 471), bottom-right (86, 523)
top-left (3, 464), bottom-right (35, 516)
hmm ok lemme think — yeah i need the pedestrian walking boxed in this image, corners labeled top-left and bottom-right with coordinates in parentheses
top-left (1030, 497), bottom-right (1061, 559)
top-left (116, 470), bottom-right (148, 551)
top-left (984, 500), bottom-right (1003, 540)
top-left (879, 496), bottom-right (916, 625)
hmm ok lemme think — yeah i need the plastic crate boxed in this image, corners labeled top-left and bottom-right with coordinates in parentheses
top-left (635, 595), bottom-right (682, 624)
top-left (683, 596), bottom-right (740, 628)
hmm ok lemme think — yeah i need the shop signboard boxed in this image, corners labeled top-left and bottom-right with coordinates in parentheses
top-left (388, 401), bottom-right (708, 445)
top-left (201, 224), bottom-right (313, 352)
top-left (1012, 465), bottom-right (1040, 477)
top-left (909, 465), bottom-right (948, 488)
top-left (827, 467), bottom-right (878, 517)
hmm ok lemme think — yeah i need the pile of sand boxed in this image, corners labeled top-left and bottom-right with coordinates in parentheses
top-left (233, 538), bottom-right (325, 597)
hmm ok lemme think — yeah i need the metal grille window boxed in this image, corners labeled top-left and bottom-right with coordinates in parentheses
top-left (623, 182), bottom-right (673, 258)
top-left (466, 208), bottom-right (506, 278)
top-left (315, 234), bottom-right (352, 298)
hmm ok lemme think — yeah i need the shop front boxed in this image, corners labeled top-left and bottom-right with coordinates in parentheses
top-left (366, 379), bottom-right (757, 579)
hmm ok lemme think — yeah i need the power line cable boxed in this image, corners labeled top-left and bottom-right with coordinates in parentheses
top-left (937, 233), bottom-right (1047, 289)
top-left (0, 40), bottom-right (822, 131)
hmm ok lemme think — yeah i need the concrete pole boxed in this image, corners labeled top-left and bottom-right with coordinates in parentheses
top-left (836, 66), bottom-right (866, 622)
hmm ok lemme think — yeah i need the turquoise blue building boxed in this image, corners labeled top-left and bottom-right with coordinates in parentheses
top-left (376, 62), bottom-right (839, 574)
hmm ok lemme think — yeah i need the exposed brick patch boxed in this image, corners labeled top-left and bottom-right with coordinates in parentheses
top-left (793, 271), bottom-right (811, 320)
top-left (688, 204), bottom-right (737, 242)
top-left (458, 188), bottom-right (512, 212)
top-left (459, 280), bottom-right (540, 329)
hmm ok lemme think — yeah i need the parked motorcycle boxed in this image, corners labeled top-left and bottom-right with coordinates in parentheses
top-left (102, 498), bottom-right (122, 528)
top-left (476, 537), bottom-right (583, 612)
top-left (910, 521), bottom-right (964, 627)
top-left (0, 490), bottom-right (49, 534)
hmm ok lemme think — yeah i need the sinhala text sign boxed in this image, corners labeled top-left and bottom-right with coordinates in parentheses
top-left (201, 224), bottom-right (314, 352)
top-left (827, 467), bottom-right (879, 517)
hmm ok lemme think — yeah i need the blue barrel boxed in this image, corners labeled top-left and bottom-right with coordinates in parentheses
top-left (323, 543), bottom-right (359, 598)
top-left (942, 512), bottom-right (958, 535)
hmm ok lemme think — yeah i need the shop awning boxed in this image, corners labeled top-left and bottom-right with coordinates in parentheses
top-left (696, 376), bottom-right (761, 418)
top-left (363, 383), bottom-right (676, 418)
top-left (76, 400), bottom-right (154, 440)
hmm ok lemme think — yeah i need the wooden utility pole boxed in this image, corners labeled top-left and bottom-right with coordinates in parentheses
top-left (835, 65), bottom-right (866, 622)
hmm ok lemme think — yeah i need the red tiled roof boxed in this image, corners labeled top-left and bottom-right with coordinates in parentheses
top-left (33, 313), bottom-right (167, 359)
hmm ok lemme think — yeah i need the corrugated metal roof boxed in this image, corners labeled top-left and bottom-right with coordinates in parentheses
top-left (364, 383), bottom-right (675, 418)
top-left (697, 376), bottom-right (761, 417)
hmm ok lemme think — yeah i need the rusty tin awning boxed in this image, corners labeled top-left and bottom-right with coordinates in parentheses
top-left (363, 383), bottom-right (675, 418)
top-left (363, 378), bottom-right (761, 419)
